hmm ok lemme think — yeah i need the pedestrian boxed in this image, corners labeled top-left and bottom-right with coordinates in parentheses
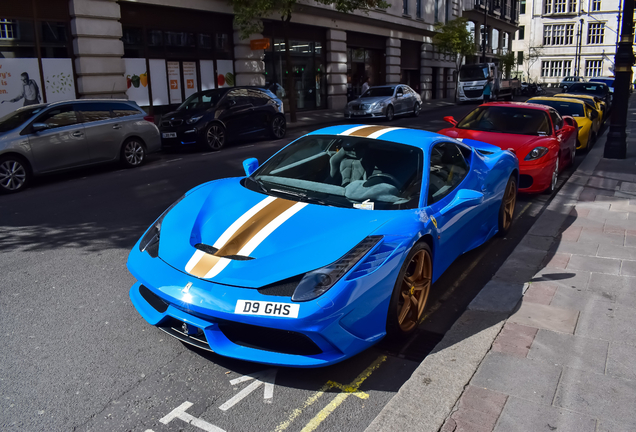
top-left (1, 72), bottom-right (41, 107)
top-left (361, 77), bottom-right (371, 95)
top-left (482, 76), bottom-right (493, 103)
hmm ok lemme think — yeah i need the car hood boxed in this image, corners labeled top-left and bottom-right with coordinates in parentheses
top-left (438, 128), bottom-right (550, 155)
top-left (157, 178), bottom-right (397, 288)
top-left (162, 108), bottom-right (211, 120)
top-left (349, 96), bottom-right (391, 106)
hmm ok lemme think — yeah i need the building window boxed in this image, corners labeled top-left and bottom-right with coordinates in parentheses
top-left (0, 19), bottom-right (15, 39)
top-left (520, 0), bottom-right (526, 13)
top-left (544, 0), bottom-right (552, 13)
top-left (403, 0), bottom-right (409, 15)
top-left (545, 0), bottom-right (575, 13)
top-left (585, 59), bottom-right (603, 76)
top-left (517, 51), bottom-right (524, 65)
top-left (554, 0), bottom-right (566, 13)
top-left (416, 0), bottom-right (422, 18)
top-left (541, 60), bottom-right (572, 77)
top-left (591, 0), bottom-right (601, 10)
top-left (518, 25), bottom-right (525, 40)
top-left (544, 24), bottom-right (574, 45)
top-left (587, 23), bottom-right (604, 44)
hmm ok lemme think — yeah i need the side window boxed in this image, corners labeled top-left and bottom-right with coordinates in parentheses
top-left (248, 89), bottom-right (269, 106)
top-left (76, 103), bottom-right (112, 123)
top-left (34, 105), bottom-right (78, 129)
top-left (428, 142), bottom-right (469, 205)
top-left (396, 87), bottom-right (404, 97)
top-left (110, 103), bottom-right (141, 118)
top-left (226, 89), bottom-right (251, 106)
top-left (550, 109), bottom-right (563, 131)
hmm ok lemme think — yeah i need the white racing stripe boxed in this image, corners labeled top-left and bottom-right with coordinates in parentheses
top-left (338, 125), bottom-right (370, 136)
top-left (203, 257), bottom-right (231, 279)
top-left (367, 127), bottom-right (404, 139)
top-left (185, 249), bottom-right (205, 273)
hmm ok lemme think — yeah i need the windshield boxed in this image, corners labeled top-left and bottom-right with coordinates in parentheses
top-left (527, 100), bottom-right (585, 117)
top-left (177, 90), bottom-right (224, 111)
top-left (457, 106), bottom-right (551, 135)
top-left (589, 78), bottom-right (614, 87)
top-left (361, 87), bottom-right (395, 98)
top-left (568, 83), bottom-right (607, 96)
top-left (243, 135), bottom-right (423, 210)
top-left (0, 105), bottom-right (47, 133)
top-left (459, 66), bottom-right (488, 81)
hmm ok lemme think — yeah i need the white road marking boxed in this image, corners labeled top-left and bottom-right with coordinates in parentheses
top-left (160, 401), bottom-right (225, 432)
top-left (219, 369), bottom-right (277, 411)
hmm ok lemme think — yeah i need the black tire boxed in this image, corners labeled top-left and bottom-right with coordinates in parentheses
top-left (0, 155), bottom-right (31, 194)
top-left (270, 115), bottom-right (286, 139)
top-left (204, 123), bottom-right (226, 151)
top-left (411, 102), bottom-right (421, 117)
top-left (497, 175), bottom-right (517, 237)
top-left (543, 155), bottom-right (560, 195)
top-left (385, 105), bottom-right (395, 122)
top-left (121, 138), bottom-right (146, 168)
top-left (386, 241), bottom-right (432, 338)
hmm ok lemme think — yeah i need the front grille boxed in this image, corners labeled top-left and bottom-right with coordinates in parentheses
top-left (519, 174), bottom-right (534, 189)
top-left (218, 321), bottom-right (323, 356)
top-left (161, 119), bottom-right (184, 127)
top-left (159, 317), bottom-right (212, 352)
top-left (140, 285), bottom-right (168, 313)
top-left (464, 89), bottom-right (484, 99)
top-left (351, 104), bottom-right (361, 110)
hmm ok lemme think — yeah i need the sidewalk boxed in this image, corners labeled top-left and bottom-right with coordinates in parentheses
top-left (285, 98), bottom-right (456, 130)
top-left (367, 97), bottom-right (636, 432)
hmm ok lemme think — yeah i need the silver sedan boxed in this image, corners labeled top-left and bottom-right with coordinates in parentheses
top-left (0, 99), bottom-right (161, 194)
top-left (344, 85), bottom-right (422, 121)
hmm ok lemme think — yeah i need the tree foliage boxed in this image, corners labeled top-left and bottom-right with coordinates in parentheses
top-left (433, 18), bottom-right (475, 71)
top-left (500, 51), bottom-right (516, 78)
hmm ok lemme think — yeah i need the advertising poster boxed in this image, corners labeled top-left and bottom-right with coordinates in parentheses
top-left (0, 58), bottom-right (42, 118)
top-left (183, 61), bottom-right (198, 99)
top-left (124, 58), bottom-right (150, 106)
top-left (200, 60), bottom-right (216, 91)
top-left (216, 60), bottom-right (235, 88)
top-left (149, 59), bottom-right (169, 106)
top-left (42, 58), bottom-right (76, 103)
top-left (167, 61), bottom-right (182, 105)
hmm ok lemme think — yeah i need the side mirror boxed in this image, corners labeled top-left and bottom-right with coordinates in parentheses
top-left (32, 123), bottom-right (49, 132)
top-left (563, 116), bottom-right (575, 127)
top-left (443, 116), bottom-right (458, 126)
top-left (590, 110), bottom-right (598, 119)
top-left (440, 189), bottom-right (484, 215)
top-left (243, 158), bottom-right (259, 176)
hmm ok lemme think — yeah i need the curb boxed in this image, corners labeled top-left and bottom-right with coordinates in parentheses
top-left (366, 129), bottom-right (608, 432)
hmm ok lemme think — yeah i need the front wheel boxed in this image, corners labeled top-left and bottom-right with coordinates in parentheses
top-left (121, 139), bottom-right (146, 168)
top-left (385, 105), bottom-right (395, 122)
top-left (497, 175), bottom-right (517, 236)
top-left (386, 242), bottom-right (432, 337)
top-left (544, 155), bottom-right (559, 195)
top-left (205, 123), bottom-right (226, 151)
top-left (270, 115), bottom-right (286, 139)
top-left (0, 156), bottom-right (31, 194)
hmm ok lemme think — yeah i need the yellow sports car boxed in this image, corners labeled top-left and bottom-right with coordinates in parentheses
top-left (527, 97), bottom-right (600, 150)
top-left (554, 93), bottom-right (606, 124)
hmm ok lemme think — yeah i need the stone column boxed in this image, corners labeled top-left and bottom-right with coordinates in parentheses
top-left (420, 42), bottom-right (433, 100)
top-left (69, 0), bottom-right (126, 99)
top-left (386, 38), bottom-right (401, 84)
top-left (233, 23), bottom-right (265, 87)
top-left (326, 29), bottom-right (347, 110)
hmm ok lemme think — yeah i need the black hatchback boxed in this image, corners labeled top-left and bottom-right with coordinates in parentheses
top-left (159, 87), bottom-right (286, 151)
top-left (566, 82), bottom-right (612, 113)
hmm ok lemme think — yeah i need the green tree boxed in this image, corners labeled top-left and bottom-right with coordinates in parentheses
top-left (500, 51), bottom-right (516, 79)
top-left (229, 0), bottom-right (389, 122)
top-left (433, 18), bottom-right (475, 101)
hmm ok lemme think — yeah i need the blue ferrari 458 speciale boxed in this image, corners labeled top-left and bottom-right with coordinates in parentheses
top-left (128, 125), bottom-right (519, 367)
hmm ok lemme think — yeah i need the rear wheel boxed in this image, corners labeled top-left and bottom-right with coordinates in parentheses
top-left (0, 156), bottom-right (30, 194)
top-left (497, 175), bottom-right (517, 236)
top-left (121, 139), bottom-right (146, 168)
top-left (385, 105), bottom-right (395, 122)
top-left (387, 242), bottom-right (432, 337)
top-left (270, 115), bottom-right (286, 139)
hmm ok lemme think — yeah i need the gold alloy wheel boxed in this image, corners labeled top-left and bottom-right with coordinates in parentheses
top-left (502, 179), bottom-right (517, 231)
top-left (397, 249), bottom-right (432, 332)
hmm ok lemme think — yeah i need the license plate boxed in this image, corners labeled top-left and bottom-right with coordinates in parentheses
top-left (466, 86), bottom-right (481, 91)
top-left (162, 132), bottom-right (177, 138)
top-left (354, 111), bottom-right (366, 115)
top-left (235, 300), bottom-right (299, 318)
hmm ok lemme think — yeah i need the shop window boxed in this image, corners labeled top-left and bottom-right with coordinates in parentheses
top-left (0, 19), bottom-right (36, 58)
top-left (216, 33), bottom-right (232, 59)
top-left (40, 21), bottom-right (69, 58)
top-left (123, 27), bottom-right (144, 58)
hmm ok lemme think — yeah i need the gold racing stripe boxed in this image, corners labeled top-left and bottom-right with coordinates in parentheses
top-left (348, 125), bottom-right (392, 137)
top-left (187, 197), bottom-right (297, 277)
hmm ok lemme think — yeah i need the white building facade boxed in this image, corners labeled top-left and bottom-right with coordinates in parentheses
top-left (512, 0), bottom-right (631, 85)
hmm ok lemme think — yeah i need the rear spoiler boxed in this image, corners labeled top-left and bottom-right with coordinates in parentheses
top-left (456, 138), bottom-right (506, 155)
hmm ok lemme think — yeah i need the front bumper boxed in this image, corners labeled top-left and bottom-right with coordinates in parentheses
top-left (159, 124), bottom-right (204, 147)
top-left (344, 106), bottom-right (387, 119)
top-left (127, 237), bottom-right (408, 367)
top-left (518, 158), bottom-right (558, 193)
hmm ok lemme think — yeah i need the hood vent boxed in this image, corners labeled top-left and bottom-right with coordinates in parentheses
top-left (195, 243), bottom-right (254, 261)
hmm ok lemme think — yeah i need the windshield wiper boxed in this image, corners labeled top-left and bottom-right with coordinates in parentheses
top-left (248, 177), bottom-right (269, 194)
top-left (269, 188), bottom-right (336, 207)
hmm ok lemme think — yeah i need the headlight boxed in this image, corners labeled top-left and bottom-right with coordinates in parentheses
top-left (371, 101), bottom-right (386, 109)
top-left (524, 147), bottom-right (549, 161)
top-left (291, 236), bottom-right (382, 302)
top-left (139, 195), bottom-right (186, 257)
top-left (186, 115), bottom-right (203, 124)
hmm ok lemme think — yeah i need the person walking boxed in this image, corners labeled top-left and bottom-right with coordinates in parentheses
top-left (482, 76), bottom-right (493, 103)
top-left (1, 72), bottom-right (41, 107)
top-left (361, 77), bottom-right (371, 95)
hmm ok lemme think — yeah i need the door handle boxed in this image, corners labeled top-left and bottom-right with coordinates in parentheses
top-left (112, 124), bottom-right (122, 130)
top-left (72, 131), bottom-right (83, 137)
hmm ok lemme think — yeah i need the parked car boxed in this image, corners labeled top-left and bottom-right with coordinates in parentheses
top-left (344, 85), bottom-right (422, 121)
top-left (439, 102), bottom-right (577, 194)
top-left (565, 82), bottom-right (612, 112)
top-left (0, 100), bottom-right (160, 194)
top-left (559, 76), bottom-right (585, 91)
top-left (554, 93), bottom-right (607, 124)
top-left (588, 77), bottom-right (615, 93)
top-left (526, 97), bottom-right (600, 151)
top-left (128, 125), bottom-right (518, 367)
top-left (159, 87), bottom-right (285, 151)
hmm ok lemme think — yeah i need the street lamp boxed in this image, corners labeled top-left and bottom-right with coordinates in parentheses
top-left (574, 18), bottom-right (584, 76)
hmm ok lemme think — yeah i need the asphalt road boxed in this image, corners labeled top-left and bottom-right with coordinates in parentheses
top-left (0, 101), bottom-right (592, 432)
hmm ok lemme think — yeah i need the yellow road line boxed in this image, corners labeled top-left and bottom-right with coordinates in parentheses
top-left (274, 382), bottom-right (332, 432)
